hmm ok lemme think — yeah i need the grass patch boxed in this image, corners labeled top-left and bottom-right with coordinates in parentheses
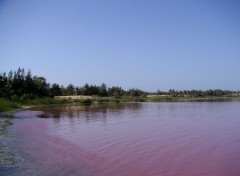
top-left (21, 98), bottom-right (68, 105)
top-left (92, 96), bottom-right (148, 103)
top-left (78, 98), bottom-right (93, 105)
top-left (0, 98), bottom-right (69, 112)
top-left (0, 98), bottom-right (19, 111)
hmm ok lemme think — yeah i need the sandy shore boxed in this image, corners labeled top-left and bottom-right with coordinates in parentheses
top-left (0, 110), bottom-right (18, 170)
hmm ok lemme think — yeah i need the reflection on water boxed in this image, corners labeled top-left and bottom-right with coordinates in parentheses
top-left (9, 102), bottom-right (240, 176)
top-left (35, 103), bottom-right (142, 119)
top-left (34, 103), bottom-right (143, 128)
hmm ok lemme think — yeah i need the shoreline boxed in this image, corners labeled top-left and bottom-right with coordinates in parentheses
top-left (0, 107), bottom-right (32, 172)
top-left (0, 111), bottom-right (16, 170)
top-left (1, 96), bottom-right (239, 112)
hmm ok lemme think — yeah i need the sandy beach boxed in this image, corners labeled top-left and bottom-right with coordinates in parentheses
top-left (0, 111), bottom-right (18, 174)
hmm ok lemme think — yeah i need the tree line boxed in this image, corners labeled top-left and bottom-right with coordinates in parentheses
top-left (0, 68), bottom-right (239, 100)
top-left (0, 68), bottom-right (49, 99)
top-left (0, 68), bottom-right (145, 99)
top-left (158, 89), bottom-right (236, 97)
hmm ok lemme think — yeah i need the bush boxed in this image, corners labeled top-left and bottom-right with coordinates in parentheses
top-left (80, 99), bottom-right (92, 105)
top-left (0, 98), bottom-right (19, 111)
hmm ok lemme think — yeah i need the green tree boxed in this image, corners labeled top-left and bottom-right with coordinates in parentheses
top-left (33, 76), bottom-right (49, 97)
top-left (0, 72), bottom-right (7, 97)
top-left (108, 86), bottom-right (124, 97)
top-left (66, 84), bottom-right (75, 95)
top-left (99, 83), bottom-right (108, 96)
top-left (50, 83), bottom-right (61, 97)
top-left (83, 83), bottom-right (90, 95)
top-left (127, 88), bottom-right (144, 97)
top-left (12, 68), bottom-right (25, 97)
top-left (60, 85), bottom-right (66, 96)
top-left (24, 69), bottom-right (35, 98)
top-left (88, 85), bottom-right (99, 95)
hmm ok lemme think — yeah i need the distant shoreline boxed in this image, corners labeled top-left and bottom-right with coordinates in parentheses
top-left (55, 95), bottom-right (240, 103)
top-left (1, 96), bottom-right (240, 113)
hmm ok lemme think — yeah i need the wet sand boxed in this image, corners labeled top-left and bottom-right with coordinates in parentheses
top-left (0, 111), bottom-right (18, 174)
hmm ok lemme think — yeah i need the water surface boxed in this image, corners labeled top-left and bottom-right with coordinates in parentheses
top-left (9, 102), bottom-right (240, 176)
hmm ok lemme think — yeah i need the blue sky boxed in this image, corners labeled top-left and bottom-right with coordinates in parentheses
top-left (0, 0), bottom-right (239, 91)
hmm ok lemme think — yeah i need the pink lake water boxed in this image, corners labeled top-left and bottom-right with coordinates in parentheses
top-left (8, 102), bottom-right (240, 176)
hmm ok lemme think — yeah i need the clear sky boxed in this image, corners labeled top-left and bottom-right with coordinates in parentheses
top-left (0, 0), bottom-right (240, 91)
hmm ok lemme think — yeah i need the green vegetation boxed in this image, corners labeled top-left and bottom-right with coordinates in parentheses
top-left (0, 98), bottom-right (19, 111)
top-left (0, 67), bottom-right (240, 111)
top-left (0, 68), bottom-right (148, 99)
top-left (0, 98), bottom-right (69, 112)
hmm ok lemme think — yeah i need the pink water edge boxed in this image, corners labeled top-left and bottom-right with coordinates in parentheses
top-left (10, 102), bottom-right (240, 176)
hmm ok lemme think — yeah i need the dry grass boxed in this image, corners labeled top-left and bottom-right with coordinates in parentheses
top-left (55, 95), bottom-right (93, 100)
